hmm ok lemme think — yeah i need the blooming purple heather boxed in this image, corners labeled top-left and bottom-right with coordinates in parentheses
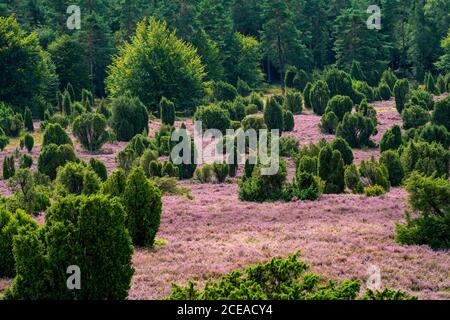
top-left (1, 96), bottom-right (449, 300)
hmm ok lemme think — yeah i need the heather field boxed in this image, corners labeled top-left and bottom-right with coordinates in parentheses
top-left (1, 2), bottom-right (450, 302)
top-left (1, 96), bottom-right (449, 300)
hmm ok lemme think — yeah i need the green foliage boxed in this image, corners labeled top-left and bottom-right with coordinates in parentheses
top-left (380, 69), bottom-right (398, 91)
top-left (279, 137), bottom-right (299, 157)
top-left (22, 133), bottom-right (34, 153)
top-left (394, 80), bottom-right (410, 114)
top-left (337, 113), bottom-right (376, 148)
top-left (310, 80), bottom-right (330, 116)
top-left (42, 123), bottom-right (72, 147)
top-left (356, 100), bottom-right (377, 126)
top-left (297, 156), bottom-right (318, 176)
top-left (285, 66), bottom-right (298, 88)
top-left (364, 185), bottom-right (386, 197)
top-left (380, 151), bottom-right (404, 187)
top-left (282, 110), bottom-right (294, 132)
top-left (303, 82), bottom-right (313, 109)
top-left (0, 102), bottom-right (24, 137)
top-left (194, 164), bottom-right (214, 184)
top-left (23, 107), bottom-right (34, 132)
top-left (0, 16), bottom-right (57, 113)
top-left (432, 96), bottom-right (450, 131)
top-left (81, 89), bottom-right (94, 112)
top-left (171, 135), bottom-right (197, 180)
top-left (19, 154), bottom-right (32, 169)
top-left (359, 158), bottom-right (390, 191)
top-left (400, 140), bottom-right (449, 178)
top-left (124, 166), bottom-right (162, 247)
top-left (284, 90), bottom-right (303, 114)
top-left (38, 144), bottom-right (78, 180)
top-left (378, 82), bottom-right (392, 101)
top-left (245, 104), bottom-right (258, 115)
top-left (242, 115), bottom-right (267, 132)
top-left (73, 113), bottom-right (109, 152)
top-left (353, 81), bottom-right (374, 102)
top-left (169, 254), bottom-right (413, 300)
top-left (436, 75), bottom-right (446, 94)
top-left (6, 169), bottom-right (51, 214)
top-left (248, 92), bottom-right (264, 111)
top-left (264, 97), bottom-right (284, 131)
top-left (194, 104), bottom-right (231, 134)
top-left (424, 72), bottom-right (436, 94)
top-left (212, 81), bottom-right (238, 102)
top-left (402, 105), bottom-right (430, 130)
top-left (160, 97), bottom-right (176, 126)
top-left (61, 90), bottom-right (72, 116)
top-left (5, 194), bottom-right (134, 300)
top-left (318, 146), bottom-right (345, 194)
top-left (110, 95), bottom-right (149, 142)
top-left (344, 164), bottom-right (364, 194)
top-left (107, 17), bottom-right (205, 112)
top-left (237, 78), bottom-right (251, 97)
top-left (325, 95), bottom-right (353, 121)
top-left (0, 127), bottom-right (9, 151)
top-left (2, 155), bottom-right (15, 180)
top-left (48, 35), bottom-right (90, 98)
top-left (292, 70), bottom-right (309, 92)
top-left (55, 162), bottom-right (100, 196)
top-left (380, 125), bottom-right (403, 152)
top-left (239, 160), bottom-right (287, 202)
top-left (411, 89), bottom-right (434, 110)
top-left (395, 173), bottom-right (450, 250)
top-left (0, 208), bottom-right (38, 277)
top-left (285, 171), bottom-right (322, 201)
top-left (350, 60), bottom-right (366, 81)
top-left (324, 68), bottom-right (354, 98)
top-left (213, 162), bottom-right (229, 183)
top-left (320, 112), bottom-right (338, 134)
top-left (331, 138), bottom-right (354, 166)
top-left (419, 124), bottom-right (450, 148)
top-left (89, 158), bottom-right (108, 182)
top-left (101, 169), bottom-right (126, 197)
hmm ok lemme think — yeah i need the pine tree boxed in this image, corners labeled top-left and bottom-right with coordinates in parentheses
top-left (333, 8), bottom-right (390, 85)
top-left (261, 0), bottom-right (311, 92)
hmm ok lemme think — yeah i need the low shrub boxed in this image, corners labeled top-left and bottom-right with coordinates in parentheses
top-left (264, 97), bottom-right (284, 131)
top-left (432, 95), bottom-right (450, 131)
top-left (380, 125), bottom-right (402, 152)
top-left (325, 95), bottom-right (353, 121)
top-left (283, 110), bottom-right (295, 132)
top-left (160, 97), bottom-right (176, 126)
top-left (3, 155), bottom-right (15, 180)
top-left (194, 104), bottom-right (231, 134)
top-left (400, 140), bottom-right (449, 178)
top-left (318, 145), bottom-right (345, 194)
top-left (364, 185), bottom-right (386, 197)
top-left (73, 113), bottom-right (109, 152)
top-left (213, 162), bottom-right (229, 183)
top-left (280, 136), bottom-right (300, 157)
top-left (411, 89), bottom-right (434, 110)
top-left (89, 158), bottom-right (108, 182)
top-left (168, 254), bottom-right (415, 300)
top-left (337, 113), bottom-right (376, 148)
top-left (239, 161), bottom-right (287, 202)
top-left (123, 166), bottom-right (162, 247)
top-left (194, 164), bottom-right (214, 183)
top-left (394, 79), bottom-right (410, 114)
top-left (395, 172), bottom-right (450, 250)
top-left (402, 105), bottom-right (430, 130)
top-left (310, 80), bottom-right (330, 116)
top-left (42, 123), bottom-right (72, 147)
top-left (38, 144), bottom-right (78, 180)
top-left (378, 82), bottom-right (392, 101)
top-left (331, 137), bottom-right (354, 166)
top-left (320, 112), bottom-right (338, 134)
top-left (380, 150), bottom-right (404, 187)
top-left (344, 164), bottom-right (364, 194)
top-left (284, 90), bottom-right (303, 114)
top-left (359, 158), bottom-right (390, 191)
top-left (0, 208), bottom-right (38, 277)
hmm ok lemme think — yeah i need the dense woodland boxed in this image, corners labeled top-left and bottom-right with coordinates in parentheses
top-left (0, 0), bottom-right (449, 300)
